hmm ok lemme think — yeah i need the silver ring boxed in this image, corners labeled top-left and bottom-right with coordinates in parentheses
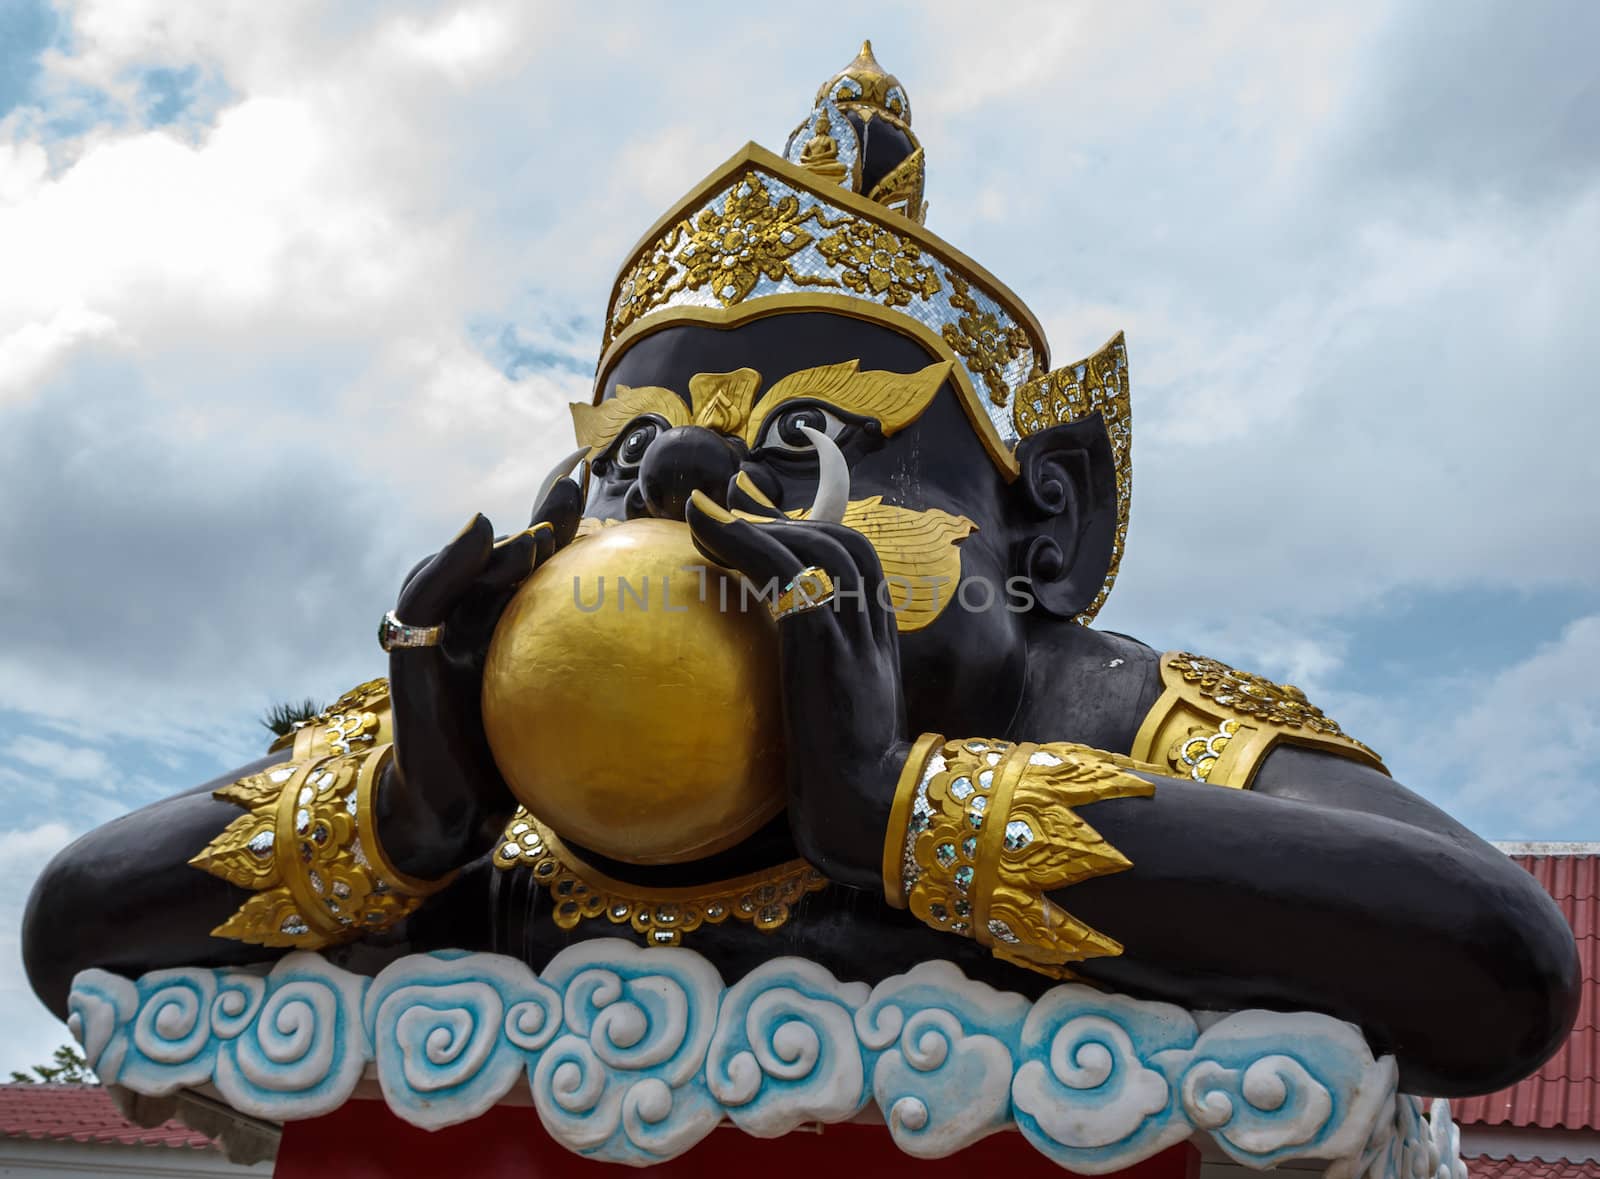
top-left (379, 610), bottom-right (443, 652)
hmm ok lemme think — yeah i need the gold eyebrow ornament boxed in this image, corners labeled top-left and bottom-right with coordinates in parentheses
top-left (570, 359), bottom-right (952, 458)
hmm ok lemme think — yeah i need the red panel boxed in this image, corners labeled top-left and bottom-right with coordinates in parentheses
top-left (277, 1098), bottom-right (1203, 1179)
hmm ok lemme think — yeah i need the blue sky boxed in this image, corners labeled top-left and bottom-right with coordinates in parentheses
top-left (1, 0), bottom-right (1597, 1075)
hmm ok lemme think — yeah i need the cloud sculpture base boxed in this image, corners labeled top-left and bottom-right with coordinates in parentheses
top-left (69, 941), bottom-right (1466, 1175)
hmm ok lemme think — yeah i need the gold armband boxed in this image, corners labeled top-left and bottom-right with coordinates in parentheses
top-left (191, 742), bottom-right (450, 949)
top-left (266, 678), bottom-right (391, 764)
top-left (884, 734), bottom-right (1156, 979)
top-left (1131, 652), bottom-right (1385, 790)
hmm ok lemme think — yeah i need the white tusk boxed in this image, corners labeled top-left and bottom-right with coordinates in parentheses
top-left (798, 425), bottom-right (848, 524)
top-left (535, 446), bottom-right (590, 510)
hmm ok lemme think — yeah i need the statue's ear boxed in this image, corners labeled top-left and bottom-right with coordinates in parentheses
top-left (1010, 413), bottom-right (1118, 619)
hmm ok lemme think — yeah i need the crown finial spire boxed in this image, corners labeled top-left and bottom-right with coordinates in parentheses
top-left (782, 42), bottom-right (926, 221)
top-left (814, 39), bottom-right (912, 127)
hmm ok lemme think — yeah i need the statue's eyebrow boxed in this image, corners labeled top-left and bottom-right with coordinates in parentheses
top-left (569, 385), bottom-right (690, 459)
top-left (570, 360), bottom-right (953, 455)
top-left (742, 359), bottom-right (952, 448)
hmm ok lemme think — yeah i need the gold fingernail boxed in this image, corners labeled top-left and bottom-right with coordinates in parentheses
top-left (733, 470), bottom-right (778, 510)
top-left (688, 489), bottom-right (737, 524)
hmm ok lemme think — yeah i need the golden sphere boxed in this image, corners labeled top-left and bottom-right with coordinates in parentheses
top-left (481, 518), bottom-right (785, 865)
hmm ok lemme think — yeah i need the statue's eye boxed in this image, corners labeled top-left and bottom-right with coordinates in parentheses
top-left (757, 404), bottom-right (848, 453)
top-left (614, 420), bottom-right (660, 470)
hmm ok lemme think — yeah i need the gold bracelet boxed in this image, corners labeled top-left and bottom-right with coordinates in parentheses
top-left (191, 743), bottom-right (451, 949)
top-left (884, 735), bottom-right (1157, 979)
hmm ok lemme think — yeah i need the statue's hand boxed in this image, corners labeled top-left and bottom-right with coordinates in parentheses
top-left (685, 485), bottom-right (907, 888)
top-left (382, 478), bottom-right (583, 875)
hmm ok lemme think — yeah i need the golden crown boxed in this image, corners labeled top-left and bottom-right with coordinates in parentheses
top-left (593, 43), bottom-right (1132, 620)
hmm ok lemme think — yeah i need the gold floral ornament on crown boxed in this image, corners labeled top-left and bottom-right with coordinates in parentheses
top-left (590, 43), bottom-right (1136, 622)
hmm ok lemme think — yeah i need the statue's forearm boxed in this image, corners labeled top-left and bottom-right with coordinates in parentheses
top-left (877, 732), bottom-right (1581, 1095)
top-left (379, 649), bottom-right (523, 880)
top-left (22, 758), bottom-right (289, 1018)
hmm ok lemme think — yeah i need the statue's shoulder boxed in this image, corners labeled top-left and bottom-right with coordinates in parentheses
top-left (1021, 627), bottom-right (1165, 752)
top-left (1130, 652), bottom-right (1385, 789)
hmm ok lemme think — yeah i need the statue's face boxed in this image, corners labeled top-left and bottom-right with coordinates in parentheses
top-left (580, 311), bottom-right (1028, 733)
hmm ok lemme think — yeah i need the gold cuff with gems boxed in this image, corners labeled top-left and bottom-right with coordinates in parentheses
top-left (191, 742), bottom-right (451, 949)
top-left (884, 734), bottom-right (1157, 979)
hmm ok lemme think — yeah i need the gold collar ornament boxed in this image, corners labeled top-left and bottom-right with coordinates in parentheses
top-left (592, 44), bottom-right (1134, 621)
top-left (492, 810), bottom-right (827, 947)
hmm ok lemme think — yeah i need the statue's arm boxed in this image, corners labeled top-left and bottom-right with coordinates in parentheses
top-left (683, 496), bottom-right (1581, 1097)
top-left (23, 483), bottom-right (584, 1018)
top-left (23, 754), bottom-right (293, 1018)
top-left (883, 735), bottom-right (1580, 1094)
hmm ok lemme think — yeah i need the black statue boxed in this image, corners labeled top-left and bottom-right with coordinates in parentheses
top-left (22, 44), bottom-right (1578, 1102)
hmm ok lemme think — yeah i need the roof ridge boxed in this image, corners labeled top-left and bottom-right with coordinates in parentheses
top-left (1497, 843), bottom-right (1600, 855)
top-left (1463, 1155), bottom-right (1599, 1166)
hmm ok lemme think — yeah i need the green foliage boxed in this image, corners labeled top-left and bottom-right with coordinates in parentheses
top-left (262, 697), bottom-right (326, 737)
top-left (9, 1043), bottom-right (96, 1084)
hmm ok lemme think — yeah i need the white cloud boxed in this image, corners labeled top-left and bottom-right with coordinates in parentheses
top-left (381, 5), bottom-right (520, 81)
top-left (0, 303), bottom-right (115, 405)
top-left (0, 821), bottom-right (73, 864)
top-left (6, 735), bottom-right (112, 782)
top-left (0, 138), bottom-right (48, 203)
top-left (1432, 615), bottom-right (1600, 834)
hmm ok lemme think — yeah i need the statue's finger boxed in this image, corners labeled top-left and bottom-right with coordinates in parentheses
top-left (727, 470), bottom-right (786, 519)
top-left (739, 519), bottom-right (883, 646)
top-left (784, 518), bottom-right (892, 645)
top-left (398, 514), bottom-right (495, 624)
top-left (533, 448), bottom-right (588, 516)
top-left (480, 529), bottom-right (540, 593)
top-left (531, 520), bottom-right (558, 566)
top-left (531, 477), bottom-right (584, 550)
top-left (399, 552), bottom-right (434, 595)
top-left (686, 490), bottom-right (804, 586)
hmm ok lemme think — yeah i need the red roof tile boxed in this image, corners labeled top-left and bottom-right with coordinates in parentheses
top-left (1468, 1156), bottom-right (1600, 1179)
top-left (0, 1083), bottom-right (215, 1150)
top-left (1450, 853), bottom-right (1600, 1131)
